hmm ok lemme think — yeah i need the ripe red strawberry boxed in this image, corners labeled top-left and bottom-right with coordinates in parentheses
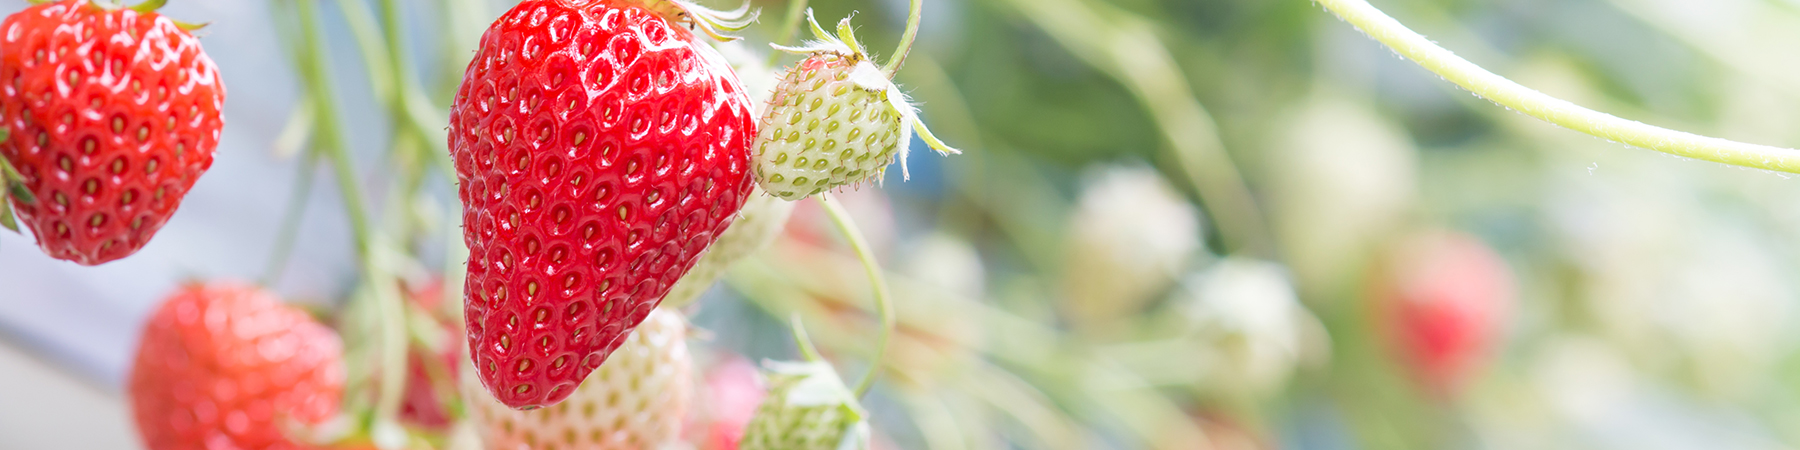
top-left (128, 281), bottom-right (345, 450)
top-left (1376, 231), bottom-right (1513, 396)
top-left (448, 0), bottom-right (759, 409)
top-left (0, 0), bottom-right (224, 265)
top-left (466, 307), bottom-right (693, 449)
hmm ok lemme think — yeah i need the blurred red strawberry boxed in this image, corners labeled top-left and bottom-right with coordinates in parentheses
top-left (1376, 230), bottom-right (1513, 396)
top-left (128, 281), bottom-right (344, 450)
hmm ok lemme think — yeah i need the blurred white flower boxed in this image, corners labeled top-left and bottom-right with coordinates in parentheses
top-left (1179, 258), bottom-right (1323, 397)
top-left (902, 232), bottom-right (986, 300)
top-left (1267, 97), bottom-right (1417, 296)
top-left (1060, 165), bottom-right (1202, 329)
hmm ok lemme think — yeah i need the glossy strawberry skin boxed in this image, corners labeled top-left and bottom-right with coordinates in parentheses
top-left (0, 0), bottom-right (224, 265)
top-left (449, 0), bottom-right (757, 409)
top-left (128, 281), bottom-right (345, 450)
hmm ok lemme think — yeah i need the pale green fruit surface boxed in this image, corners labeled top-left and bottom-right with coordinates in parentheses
top-left (737, 360), bottom-right (870, 450)
top-left (752, 54), bottom-right (905, 201)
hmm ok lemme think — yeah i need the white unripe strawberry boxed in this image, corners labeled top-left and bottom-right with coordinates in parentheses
top-left (465, 308), bottom-right (694, 450)
top-left (751, 10), bottom-right (958, 200)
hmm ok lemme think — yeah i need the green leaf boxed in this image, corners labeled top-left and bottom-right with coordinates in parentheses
top-left (0, 197), bottom-right (18, 233)
top-left (0, 157), bottom-right (29, 206)
top-left (7, 182), bottom-right (34, 206)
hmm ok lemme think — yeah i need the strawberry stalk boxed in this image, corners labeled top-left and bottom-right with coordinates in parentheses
top-left (880, 0), bottom-right (925, 76)
top-left (1315, 0), bottom-right (1800, 173)
top-left (294, 1), bottom-right (414, 446)
top-left (787, 314), bottom-right (826, 363)
top-left (816, 193), bottom-right (894, 398)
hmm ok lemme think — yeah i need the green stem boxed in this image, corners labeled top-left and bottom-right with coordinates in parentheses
top-left (296, 2), bottom-right (408, 440)
top-left (297, 0), bottom-right (371, 258)
top-left (881, 0), bottom-right (924, 75)
top-left (1315, 0), bottom-right (1800, 173)
top-left (787, 313), bottom-right (826, 362)
top-left (334, 0), bottom-right (395, 108)
top-left (378, 0), bottom-right (416, 131)
top-left (816, 193), bottom-right (893, 398)
top-left (764, 0), bottom-right (811, 67)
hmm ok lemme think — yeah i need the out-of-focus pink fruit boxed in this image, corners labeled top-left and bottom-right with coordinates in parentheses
top-left (700, 355), bottom-right (766, 450)
top-left (1376, 231), bottom-right (1513, 396)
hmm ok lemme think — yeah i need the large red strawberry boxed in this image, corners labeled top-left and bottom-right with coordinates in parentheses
top-left (448, 0), bottom-right (758, 408)
top-left (1376, 230), bottom-right (1513, 396)
top-left (0, 0), bottom-right (224, 265)
top-left (128, 281), bottom-right (345, 450)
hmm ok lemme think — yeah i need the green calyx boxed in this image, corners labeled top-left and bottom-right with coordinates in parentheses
top-left (0, 129), bottom-right (35, 234)
top-left (638, 0), bottom-right (759, 42)
top-left (36, 0), bottom-right (212, 31)
top-left (770, 9), bottom-right (867, 61)
top-left (127, 0), bottom-right (166, 13)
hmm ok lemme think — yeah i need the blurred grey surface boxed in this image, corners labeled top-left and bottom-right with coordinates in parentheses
top-left (0, 339), bottom-right (139, 449)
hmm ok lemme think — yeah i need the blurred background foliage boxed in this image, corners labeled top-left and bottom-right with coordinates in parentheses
top-left (698, 0), bottom-right (1800, 448)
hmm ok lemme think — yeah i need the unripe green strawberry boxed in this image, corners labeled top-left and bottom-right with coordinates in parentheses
top-left (736, 360), bottom-right (869, 450)
top-left (663, 186), bottom-right (796, 308)
top-left (750, 11), bottom-right (957, 200)
top-left (466, 307), bottom-right (693, 450)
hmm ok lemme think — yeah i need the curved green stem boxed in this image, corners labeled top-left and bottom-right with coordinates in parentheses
top-left (881, 0), bottom-right (924, 75)
top-left (816, 193), bottom-right (893, 398)
top-left (1316, 0), bottom-right (1800, 173)
top-left (787, 313), bottom-right (826, 362)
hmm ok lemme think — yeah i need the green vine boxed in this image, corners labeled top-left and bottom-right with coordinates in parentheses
top-left (1315, 0), bottom-right (1800, 173)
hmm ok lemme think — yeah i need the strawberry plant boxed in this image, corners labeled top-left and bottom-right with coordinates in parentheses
top-left (9, 0), bottom-right (1800, 449)
top-left (128, 281), bottom-right (345, 450)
